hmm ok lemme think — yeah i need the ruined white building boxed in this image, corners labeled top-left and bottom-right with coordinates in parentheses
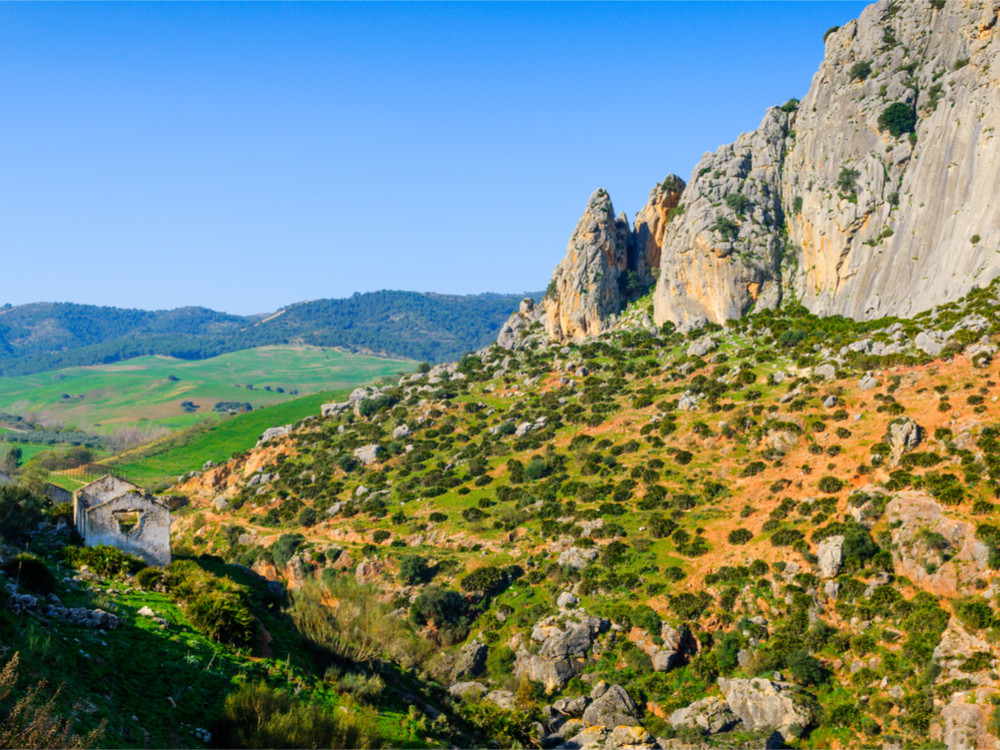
top-left (73, 475), bottom-right (171, 567)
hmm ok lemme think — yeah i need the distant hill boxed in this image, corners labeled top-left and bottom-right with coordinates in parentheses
top-left (0, 291), bottom-right (539, 375)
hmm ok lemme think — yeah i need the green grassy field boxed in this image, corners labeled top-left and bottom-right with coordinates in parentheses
top-left (0, 345), bottom-right (413, 433)
top-left (109, 390), bottom-right (347, 488)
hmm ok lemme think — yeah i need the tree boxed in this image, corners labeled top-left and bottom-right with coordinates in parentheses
top-left (878, 102), bottom-right (917, 138)
top-left (0, 446), bottom-right (21, 474)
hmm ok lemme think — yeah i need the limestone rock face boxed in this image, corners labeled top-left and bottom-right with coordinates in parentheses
top-left (649, 0), bottom-right (1000, 329)
top-left (669, 695), bottom-right (740, 735)
top-left (543, 189), bottom-right (633, 342)
top-left (514, 613), bottom-right (610, 691)
top-left (717, 678), bottom-right (812, 734)
top-left (580, 684), bottom-right (641, 728)
top-left (816, 535), bottom-right (845, 579)
top-left (653, 107), bottom-right (791, 330)
top-left (886, 490), bottom-right (990, 597)
top-left (632, 175), bottom-right (685, 288)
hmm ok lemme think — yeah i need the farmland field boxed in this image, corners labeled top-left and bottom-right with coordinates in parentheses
top-left (0, 345), bottom-right (414, 433)
top-left (108, 389), bottom-right (345, 488)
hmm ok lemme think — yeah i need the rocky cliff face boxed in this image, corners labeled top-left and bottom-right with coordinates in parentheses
top-left (541, 190), bottom-right (631, 342)
top-left (532, 0), bottom-right (1000, 344)
top-left (653, 0), bottom-right (1000, 329)
top-left (652, 108), bottom-right (791, 329)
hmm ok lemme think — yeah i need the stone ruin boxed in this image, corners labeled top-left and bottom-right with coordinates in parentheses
top-left (73, 475), bottom-right (171, 567)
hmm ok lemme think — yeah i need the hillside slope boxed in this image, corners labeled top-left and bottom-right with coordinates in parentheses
top-left (167, 280), bottom-right (1000, 749)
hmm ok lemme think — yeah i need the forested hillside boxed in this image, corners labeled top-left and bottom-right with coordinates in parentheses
top-left (0, 291), bottom-right (538, 375)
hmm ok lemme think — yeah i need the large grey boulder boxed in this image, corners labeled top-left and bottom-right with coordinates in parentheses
top-left (887, 417), bottom-right (921, 465)
top-left (451, 639), bottom-right (488, 681)
top-left (515, 614), bottom-right (610, 691)
top-left (558, 546), bottom-right (599, 570)
top-left (581, 685), bottom-right (641, 728)
top-left (353, 444), bottom-right (382, 466)
top-left (258, 425), bottom-right (291, 445)
top-left (669, 696), bottom-right (740, 735)
top-left (717, 678), bottom-right (812, 734)
top-left (816, 535), bottom-right (845, 579)
top-left (916, 331), bottom-right (947, 357)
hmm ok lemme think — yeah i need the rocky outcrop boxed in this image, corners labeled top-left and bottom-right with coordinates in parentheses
top-left (669, 696), bottom-right (740, 735)
top-left (642, 0), bottom-right (1000, 329)
top-left (632, 175), bottom-right (685, 288)
top-left (653, 107), bottom-right (791, 330)
top-left (497, 298), bottom-right (545, 350)
top-left (816, 535), bottom-right (845, 579)
top-left (581, 684), bottom-right (641, 728)
top-left (937, 687), bottom-right (1000, 750)
top-left (885, 490), bottom-right (990, 597)
top-left (717, 678), bottom-right (812, 735)
top-left (514, 613), bottom-right (610, 691)
top-left (543, 190), bottom-right (634, 342)
top-left (887, 417), bottom-right (922, 465)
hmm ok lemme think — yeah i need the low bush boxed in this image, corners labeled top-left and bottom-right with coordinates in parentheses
top-left (0, 554), bottom-right (55, 594)
top-left (213, 682), bottom-right (383, 749)
top-left (62, 544), bottom-right (146, 579)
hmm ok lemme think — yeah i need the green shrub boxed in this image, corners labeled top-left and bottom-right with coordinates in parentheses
top-left (213, 682), bottom-right (382, 749)
top-left (878, 102), bottom-right (917, 138)
top-left (728, 528), bottom-right (753, 544)
top-left (166, 560), bottom-right (257, 648)
top-left (272, 533), bottom-right (305, 568)
top-left (0, 486), bottom-right (46, 544)
top-left (0, 554), bottom-right (55, 594)
top-left (955, 597), bottom-right (994, 631)
top-left (398, 555), bottom-right (434, 585)
top-left (836, 167), bottom-right (860, 196)
top-left (460, 566), bottom-right (509, 598)
top-left (849, 61), bottom-right (872, 81)
top-left (62, 544), bottom-right (147, 579)
top-left (817, 476), bottom-right (844, 493)
top-left (296, 506), bottom-right (318, 527)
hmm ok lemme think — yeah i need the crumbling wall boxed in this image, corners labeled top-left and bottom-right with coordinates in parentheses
top-left (73, 475), bottom-right (137, 537)
top-left (84, 492), bottom-right (171, 567)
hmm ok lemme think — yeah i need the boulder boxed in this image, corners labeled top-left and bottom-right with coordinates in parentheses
top-left (484, 690), bottom-right (516, 711)
top-left (515, 614), bottom-right (609, 691)
top-left (557, 591), bottom-right (579, 610)
top-left (884, 490), bottom-right (991, 598)
top-left (687, 337), bottom-right (716, 358)
top-left (452, 639), bottom-right (488, 681)
top-left (916, 331), bottom-right (947, 357)
top-left (858, 373), bottom-right (879, 391)
top-left (581, 685), bottom-right (641, 728)
top-left (558, 547), bottom-right (599, 570)
top-left (887, 417), bottom-right (921, 465)
top-left (669, 695), bottom-right (740, 735)
top-left (257, 425), bottom-right (291, 445)
top-left (816, 535), bottom-right (844, 579)
top-left (717, 678), bottom-right (811, 735)
top-left (447, 682), bottom-right (488, 701)
top-left (353, 444), bottom-right (382, 466)
top-left (814, 363), bottom-right (836, 380)
top-left (392, 424), bottom-right (412, 439)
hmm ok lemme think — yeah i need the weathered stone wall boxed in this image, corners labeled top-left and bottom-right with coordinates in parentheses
top-left (73, 475), bottom-right (138, 537)
top-left (83, 492), bottom-right (171, 567)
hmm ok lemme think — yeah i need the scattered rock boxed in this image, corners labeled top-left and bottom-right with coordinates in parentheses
top-left (717, 678), bottom-right (811, 735)
top-left (353, 444), bottom-right (382, 466)
top-left (669, 695), bottom-right (740, 735)
top-left (581, 685), bottom-right (641, 728)
top-left (816, 536), bottom-right (844, 579)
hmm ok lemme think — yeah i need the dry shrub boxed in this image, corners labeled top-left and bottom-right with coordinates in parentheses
top-left (0, 653), bottom-right (103, 749)
top-left (289, 577), bottom-right (431, 668)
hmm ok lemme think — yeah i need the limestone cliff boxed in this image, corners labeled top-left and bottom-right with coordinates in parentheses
top-left (542, 189), bottom-right (632, 342)
top-left (652, 0), bottom-right (1000, 328)
top-left (652, 108), bottom-right (791, 329)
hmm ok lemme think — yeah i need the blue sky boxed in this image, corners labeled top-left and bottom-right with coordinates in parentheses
top-left (0, 1), bottom-right (868, 315)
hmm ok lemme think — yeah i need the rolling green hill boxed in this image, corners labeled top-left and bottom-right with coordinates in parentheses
top-left (0, 345), bottom-right (412, 435)
top-left (0, 291), bottom-right (537, 376)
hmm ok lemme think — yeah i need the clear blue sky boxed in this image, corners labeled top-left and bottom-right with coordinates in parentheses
top-left (0, 1), bottom-right (868, 315)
